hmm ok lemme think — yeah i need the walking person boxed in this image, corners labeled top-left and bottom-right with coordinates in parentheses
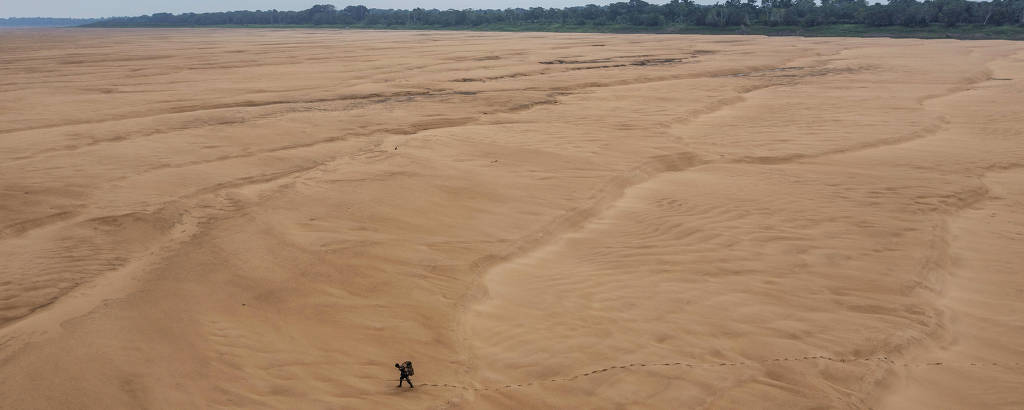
top-left (395, 361), bottom-right (414, 388)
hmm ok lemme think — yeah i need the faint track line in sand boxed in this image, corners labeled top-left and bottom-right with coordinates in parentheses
top-left (0, 211), bottom-right (79, 241)
top-left (0, 93), bottom-right (563, 242)
top-left (9, 52), bottom-right (744, 138)
top-left (0, 88), bottom-right (478, 137)
top-left (2, 52), bottom-right (842, 170)
top-left (917, 68), bottom-right (997, 105)
top-left (723, 59), bottom-right (1017, 167)
top-left (417, 355), bottom-right (1024, 392)
top-left (535, 46), bottom-right (859, 95)
top-left (113, 88), bottom-right (572, 180)
top-left (728, 116), bottom-right (950, 165)
top-left (1, 88), bottom-right (557, 168)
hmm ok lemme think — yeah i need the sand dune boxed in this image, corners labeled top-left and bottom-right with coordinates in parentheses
top-left (0, 28), bottom-right (1022, 409)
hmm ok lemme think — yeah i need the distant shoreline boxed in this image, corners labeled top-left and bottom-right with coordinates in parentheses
top-left (78, 2), bottom-right (1024, 41)
top-left (0, 17), bottom-right (98, 28)
top-left (72, 23), bottom-right (1024, 41)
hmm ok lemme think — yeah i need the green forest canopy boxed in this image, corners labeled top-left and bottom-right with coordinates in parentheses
top-left (85, 0), bottom-right (1024, 30)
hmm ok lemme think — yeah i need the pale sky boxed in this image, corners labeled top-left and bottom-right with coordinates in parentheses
top-left (2, 1), bottom-right (678, 19)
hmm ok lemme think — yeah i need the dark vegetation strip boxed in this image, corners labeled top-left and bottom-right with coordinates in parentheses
top-left (81, 1), bottom-right (1024, 40)
top-left (0, 18), bottom-right (99, 27)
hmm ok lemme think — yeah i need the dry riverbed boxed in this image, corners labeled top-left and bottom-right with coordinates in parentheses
top-left (1, 28), bottom-right (1022, 409)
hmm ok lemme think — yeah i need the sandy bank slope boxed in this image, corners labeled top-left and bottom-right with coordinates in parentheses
top-left (0, 29), bottom-right (1022, 409)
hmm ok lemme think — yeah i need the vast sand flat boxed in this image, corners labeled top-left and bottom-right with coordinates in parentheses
top-left (1, 28), bottom-right (1022, 409)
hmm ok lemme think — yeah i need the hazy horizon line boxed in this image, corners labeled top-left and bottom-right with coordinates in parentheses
top-left (3, 1), bottom-right (738, 20)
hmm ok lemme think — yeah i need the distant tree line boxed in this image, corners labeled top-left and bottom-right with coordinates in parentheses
top-left (1, 17), bottom-right (99, 27)
top-left (85, 0), bottom-right (1024, 29)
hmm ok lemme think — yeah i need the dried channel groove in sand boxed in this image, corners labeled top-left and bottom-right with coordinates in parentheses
top-left (1, 29), bottom-right (1023, 409)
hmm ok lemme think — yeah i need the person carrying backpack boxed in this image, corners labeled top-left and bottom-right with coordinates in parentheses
top-left (395, 361), bottom-right (414, 388)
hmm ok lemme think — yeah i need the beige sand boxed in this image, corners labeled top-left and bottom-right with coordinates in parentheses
top-left (0, 28), bottom-right (1022, 409)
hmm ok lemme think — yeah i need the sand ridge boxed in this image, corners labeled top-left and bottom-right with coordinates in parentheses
top-left (0, 28), bottom-right (1022, 409)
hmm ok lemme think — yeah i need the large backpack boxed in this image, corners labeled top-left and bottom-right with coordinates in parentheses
top-left (404, 361), bottom-right (414, 376)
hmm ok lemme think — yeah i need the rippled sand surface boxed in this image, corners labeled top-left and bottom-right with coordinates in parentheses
top-left (1, 28), bottom-right (1022, 409)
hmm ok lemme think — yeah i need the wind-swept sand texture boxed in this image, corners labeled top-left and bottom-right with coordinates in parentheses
top-left (1, 28), bottom-right (1022, 409)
